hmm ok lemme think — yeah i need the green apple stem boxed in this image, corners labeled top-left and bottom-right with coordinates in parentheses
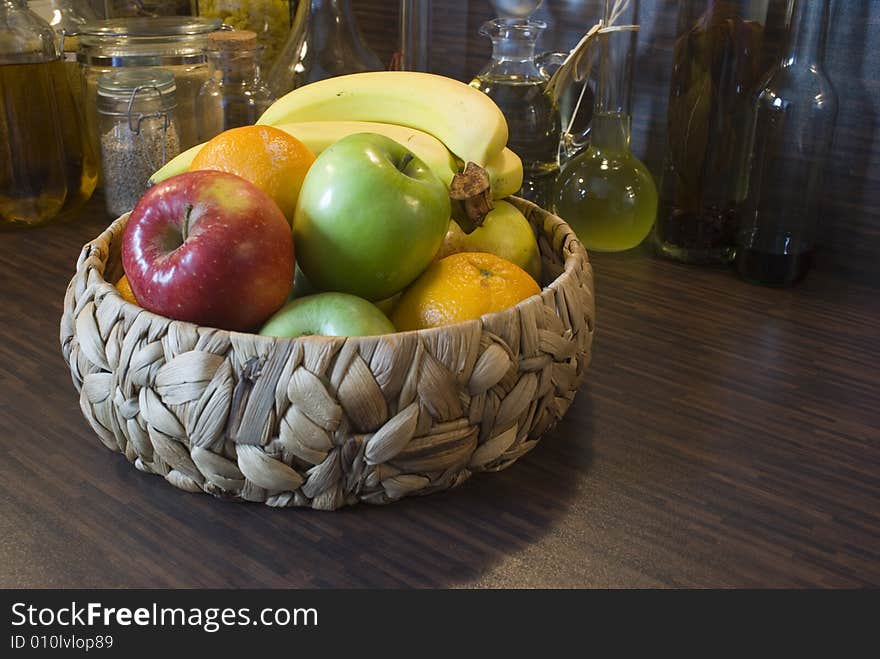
top-left (397, 151), bottom-right (415, 173)
top-left (450, 162), bottom-right (493, 234)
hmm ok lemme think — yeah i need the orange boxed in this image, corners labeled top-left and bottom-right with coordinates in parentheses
top-left (115, 275), bottom-right (137, 304)
top-left (189, 125), bottom-right (315, 221)
top-left (391, 252), bottom-right (541, 331)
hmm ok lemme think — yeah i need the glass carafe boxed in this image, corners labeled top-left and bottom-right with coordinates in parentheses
top-left (735, 0), bottom-right (838, 286)
top-left (0, 0), bottom-right (96, 228)
top-left (470, 18), bottom-right (561, 208)
top-left (267, 0), bottom-right (383, 97)
top-left (551, 0), bottom-right (657, 252)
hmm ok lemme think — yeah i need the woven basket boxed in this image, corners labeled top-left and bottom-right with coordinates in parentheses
top-left (59, 197), bottom-right (595, 510)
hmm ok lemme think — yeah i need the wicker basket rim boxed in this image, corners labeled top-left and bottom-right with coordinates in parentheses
top-left (88, 197), bottom-right (587, 346)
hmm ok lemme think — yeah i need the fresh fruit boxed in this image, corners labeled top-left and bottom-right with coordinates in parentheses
top-left (151, 143), bottom-right (202, 185)
top-left (391, 252), bottom-right (541, 331)
top-left (436, 200), bottom-right (542, 280)
top-left (115, 275), bottom-right (138, 304)
top-left (260, 292), bottom-right (395, 338)
top-left (149, 121), bottom-right (524, 201)
top-left (188, 125), bottom-right (315, 222)
top-left (274, 122), bottom-right (522, 199)
top-left (374, 293), bottom-right (401, 315)
top-left (294, 133), bottom-right (450, 301)
top-left (122, 170), bottom-right (294, 332)
top-left (256, 71), bottom-right (509, 167)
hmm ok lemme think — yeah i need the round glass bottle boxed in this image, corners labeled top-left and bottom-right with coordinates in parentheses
top-left (267, 0), bottom-right (383, 96)
top-left (470, 18), bottom-right (560, 208)
top-left (735, 0), bottom-right (838, 286)
top-left (27, 0), bottom-right (97, 122)
top-left (196, 30), bottom-right (275, 142)
top-left (98, 69), bottom-right (181, 217)
top-left (1, 0), bottom-right (95, 228)
top-left (551, 0), bottom-right (657, 252)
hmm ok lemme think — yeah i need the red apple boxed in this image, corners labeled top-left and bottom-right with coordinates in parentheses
top-left (122, 170), bottom-right (294, 332)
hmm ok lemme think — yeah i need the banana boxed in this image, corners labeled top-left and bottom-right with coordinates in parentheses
top-left (150, 143), bottom-right (202, 185)
top-left (256, 71), bottom-right (508, 167)
top-left (149, 121), bottom-right (523, 199)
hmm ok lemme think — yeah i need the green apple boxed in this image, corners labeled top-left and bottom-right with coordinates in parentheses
top-left (437, 200), bottom-right (542, 281)
top-left (293, 133), bottom-right (451, 301)
top-left (259, 292), bottom-right (395, 338)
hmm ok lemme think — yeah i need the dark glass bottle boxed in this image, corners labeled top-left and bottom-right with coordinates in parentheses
top-left (654, 0), bottom-right (775, 264)
top-left (735, 0), bottom-right (837, 287)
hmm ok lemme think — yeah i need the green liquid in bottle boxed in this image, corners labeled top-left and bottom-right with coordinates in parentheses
top-left (552, 112), bottom-right (657, 252)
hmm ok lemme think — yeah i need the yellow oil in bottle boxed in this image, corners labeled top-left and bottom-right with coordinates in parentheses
top-left (552, 112), bottom-right (657, 252)
top-left (0, 58), bottom-right (97, 228)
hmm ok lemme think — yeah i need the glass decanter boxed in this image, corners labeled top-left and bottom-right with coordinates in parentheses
top-left (470, 18), bottom-right (560, 207)
top-left (267, 0), bottom-right (383, 97)
top-left (735, 0), bottom-right (838, 286)
top-left (0, 0), bottom-right (95, 228)
top-left (551, 0), bottom-right (657, 252)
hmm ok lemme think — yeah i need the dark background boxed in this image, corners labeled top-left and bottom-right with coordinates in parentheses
top-left (351, 0), bottom-right (879, 284)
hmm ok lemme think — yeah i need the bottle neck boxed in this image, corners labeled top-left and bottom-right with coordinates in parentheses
top-left (491, 35), bottom-right (537, 63)
top-left (210, 50), bottom-right (261, 83)
top-left (783, 0), bottom-right (829, 66)
top-left (591, 0), bottom-right (635, 151)
top-left (480, 18), bottom-right (545, 80)
top-left (310, 0), bottom-right (358, 35)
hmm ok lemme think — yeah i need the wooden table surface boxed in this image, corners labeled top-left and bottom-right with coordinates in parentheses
top-left (1, 195), bottom-right (878, 589)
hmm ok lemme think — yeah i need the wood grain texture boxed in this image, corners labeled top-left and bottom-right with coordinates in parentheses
top-left (1, 195), bottom-right (878, 588)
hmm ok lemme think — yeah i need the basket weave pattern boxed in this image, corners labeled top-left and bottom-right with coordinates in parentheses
top-left (60, 198), bottom-right (595, 510)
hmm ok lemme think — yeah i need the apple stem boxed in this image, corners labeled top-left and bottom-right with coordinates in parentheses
top-left (182, 204), bottom-right (193, 242)
top-left (397, 152), bottom-right (414, 172)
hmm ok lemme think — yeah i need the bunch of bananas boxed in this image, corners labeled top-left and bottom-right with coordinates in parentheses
top-left (152, 72), bottom-right (524, 230)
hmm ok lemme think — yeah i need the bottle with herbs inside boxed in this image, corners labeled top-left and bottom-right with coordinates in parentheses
top-left (735, 0), bottom-right (837, 287)
top-left (654, 0), bottom-right (780, 264)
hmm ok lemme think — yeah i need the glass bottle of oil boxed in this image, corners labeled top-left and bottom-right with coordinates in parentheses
top-left (735, 0), bottom-right (837, 287)
top-left (470, 18), bottom-right (561, 208)
top-left (0, 0), bottom-right (96, 228)
top-left (551, 0), bottom-right (657, 252)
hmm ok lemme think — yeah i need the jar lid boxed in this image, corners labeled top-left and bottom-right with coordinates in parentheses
top-left (208, 30), bottom-right (259, 52)
top-left (80, 17), bottom-right (223, 38)
top-left (97, 69), bottom-right (177, 107)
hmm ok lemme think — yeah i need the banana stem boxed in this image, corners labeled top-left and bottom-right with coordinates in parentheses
top-left (450, 162), bottom-right (493, 233)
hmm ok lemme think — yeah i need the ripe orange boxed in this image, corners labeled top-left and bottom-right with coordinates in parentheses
top-left (189, 125), bottom-right (315, 221)
top-left (391, 252), bottom-right (541, 331)
top-left (115, 275), bottom-right (137, 304)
